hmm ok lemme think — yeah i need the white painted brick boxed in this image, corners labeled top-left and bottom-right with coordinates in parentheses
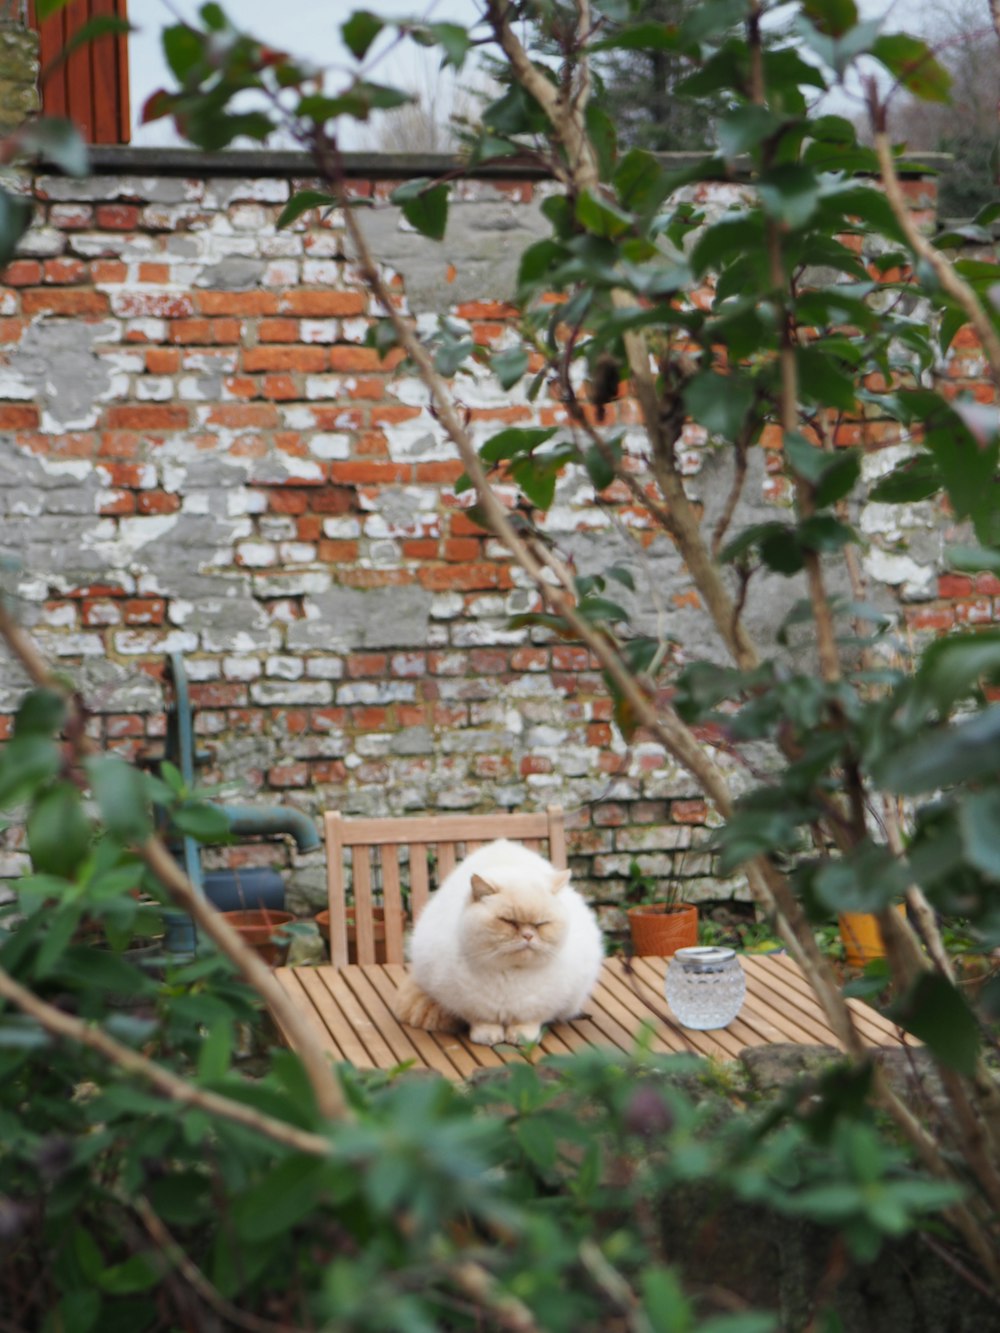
top-left (223, 655), bottom-right (263, 680)
top-left (266, 655), bottom-right (304, 680)
top-left (237, 541), bottom-right (278, 567)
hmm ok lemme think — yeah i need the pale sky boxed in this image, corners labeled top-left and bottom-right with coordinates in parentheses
top-left (126, 0), bottom-right (940, 149)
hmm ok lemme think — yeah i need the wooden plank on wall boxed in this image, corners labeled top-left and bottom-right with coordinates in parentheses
top-left (31, 0), bottom-right (130, 143)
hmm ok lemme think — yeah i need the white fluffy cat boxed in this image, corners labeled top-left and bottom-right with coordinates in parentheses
top-left (393, 839), bottom-right (604, 1046)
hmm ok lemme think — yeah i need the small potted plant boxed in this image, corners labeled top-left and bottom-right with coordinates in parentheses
top-left (624, 858), bottom-right (699, 957)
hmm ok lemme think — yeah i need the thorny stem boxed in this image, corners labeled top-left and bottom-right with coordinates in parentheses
top-left (0, 600), bottom-right (348, 1124)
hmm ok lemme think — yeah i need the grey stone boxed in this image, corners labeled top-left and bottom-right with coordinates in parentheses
top-left (287, 584), bottom-right (433, 652)
top-left (197, 258), bottom-right (267, 290)
top-left (4, 322), bottom-right (115, 429)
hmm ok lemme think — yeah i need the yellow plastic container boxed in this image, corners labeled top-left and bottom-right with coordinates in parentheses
top-left (838, 905), bottom-right (905, 967)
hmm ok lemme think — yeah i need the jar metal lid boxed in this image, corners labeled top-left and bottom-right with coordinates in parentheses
top-left (672, 946), bottom-right (737, 972)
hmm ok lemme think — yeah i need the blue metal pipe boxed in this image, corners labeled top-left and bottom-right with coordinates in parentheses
top-left (219, 804), bottom-right (321, 853)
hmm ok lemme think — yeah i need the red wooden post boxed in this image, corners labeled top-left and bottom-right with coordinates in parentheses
top-left (30, 0), bottom-right (129, 143)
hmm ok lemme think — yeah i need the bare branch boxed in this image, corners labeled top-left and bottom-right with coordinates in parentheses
top-left (0, 964), bottom-right (332, 1157)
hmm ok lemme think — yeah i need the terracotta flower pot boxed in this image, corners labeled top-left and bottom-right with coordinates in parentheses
top-left (220, 909), bottom-right (295, 967)
top-left (315, 907), bottom-right (405, 964)
top-left (627, 902), bottom-right (699, 957)
top-left (838, 905), bottom-right (905, 968)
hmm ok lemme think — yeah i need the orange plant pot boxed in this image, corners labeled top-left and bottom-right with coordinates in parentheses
top-left (315, 907), bottom-right (406, 964)
top-left (220, 909), bottom-right (295, 967)
top-left (627, 903), bottom-right (699, 957)
top-left (838, 905), bottom-right (905, 968)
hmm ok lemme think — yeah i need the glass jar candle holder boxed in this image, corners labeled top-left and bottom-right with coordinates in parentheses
top-left (665, 946), bottom-right (746, 1030)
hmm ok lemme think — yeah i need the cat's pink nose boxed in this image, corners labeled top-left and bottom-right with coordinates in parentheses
top-left (521, 928), bottom-right (535, 941)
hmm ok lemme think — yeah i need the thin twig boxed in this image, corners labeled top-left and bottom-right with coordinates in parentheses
top-left (0, 598), bottom-right (348, 1124)
top-left (0, 964), bottom-right (332, 1157)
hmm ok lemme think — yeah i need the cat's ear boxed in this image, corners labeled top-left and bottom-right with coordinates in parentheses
top-left (550, 869), bottom-right (572, 894)
top-left (471, 874), bottom-right (499, 901)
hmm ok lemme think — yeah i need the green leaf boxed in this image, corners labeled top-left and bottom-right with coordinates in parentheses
top-left (947, 544), bottom-right (1000, 576)
top-left (876, 706), bottom-right (1000, 793)
top-left (86, 756), bottom-right (152, 843)
top-left (276, 189), bottom-right (336, 229)
top-left (44, 1291), bottom-right (101, 1333)
top-left (0, 189), bottom-right (35, 268)
top-left (197, 1019), bottom-right (233, 1083)
top-left (958, 790), bottom-right (1000, 881)
top-left (391, 179), bottom-right (448, 241)
top-left (578, 596), bottom-right (629, 624)
top-left (717, 105), bottom-right (782, 157)
top-left (162, 24), bottom-right (205, 81)
top-left (232, 1156), bottom-right (325, 1241)
top-left (684, 372), bottom-right (755, 438)
top-left (35, 0), bottom-right (73, 17)
top-left (514, 1116), bottom-right (557, 1171)
top-left (641, 1266), bottom-right (692, 1333)
top-left (341, 11), bottom-right (383, 61)
top-left (423, 22), bottom-right (471, 69)
top-left (575, 189), bottom-right (634, 240)
top-left (591, 22), bottom-right (680, 54)
top-left (910, 631), bottom-right (1000, 717)
top-left (480, 426), bottom-right (557, 463)
top-left (888, 973), bottom-right (979, 1074)
top-left (14, 689), bottom-right (66, 738)
top-left (17, 118), bottom-right (89, 176)
top-left (28, 784), bottom-right (92, 879)
top-left (869, 453), bottom-right (939, 504)
top-left (171, 801), bottom-right (232, 843)
top-left (758, 164), bottom-right (821, 229)
top-left (35, 906), bottom-right (82, 978)
top-left (511, 457), bottom-right (559, 510)
top-left (490, 347), bottom-right (529, 390)
top-left (871, 34), bottom-right (951, 102)
top-left (97, 1252), bottom-right (162, 1295)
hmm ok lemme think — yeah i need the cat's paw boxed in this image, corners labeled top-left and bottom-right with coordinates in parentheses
top-left (504, 1021), bottom-right (542, 1045)
top-left (469, 1023), bottom-right (506, 1046)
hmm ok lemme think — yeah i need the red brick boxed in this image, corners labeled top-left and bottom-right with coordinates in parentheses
top-left (0, 405), bottom-right (38, 429)
top-left (310, 485), bottom-right (356, 514)
top-left (81, 597), bottom-right (121, 625)
top-left (242, 345), bottom-right (327, 373)
top-left (454, 300), bottom-right (518, 320)
top-left (43, 257), bottom-right (87, 284)
top-left (145, 348), bottom-right (181, 374)
top-left (418, 565), bottom-right (509, 591)
top-left (672, 800), bottom-right (707, 824)
top-left (329, 461), bottom-right (410, 484)
top-left (906, 607), bottom-right (956, 631)
top-left (98, 431), bottom-right (141, 459)
top-left (552, 646), bottom-right (592, 671)
top-left (396, 703), bottom-right (427, 726)
top-left (114, 291), bottom-right (196, 319)
top-left (259, 318), bottom-right (300, 342)
top-left (91, 260), bottom-right (127, 284)
top-left (415, 461), bottom-right (465, 483)
top-left (938, 574), bottom-right (974, 598)
top-left (338, 568), bottom-right (415, 589)
top-left (123, 598), bottom-right (166, 625)
top-left (402, 539), bottom-right (439, 560)
top-left (278, 290), bottom-right (366, 317)
top-left (329, 345), bottom-right (386, 372)
top-left (520, 755), bottom-right (552, 775)
top-left (311, 707), bottom-right (347, 731)
top-left (223, 375), bottom-right (259, 399)
top-left (98, 491), bottom-right (135, 515)
top-left (369, 405), bottom-right (421, 427)
top-left (266, 488), bottom-right (310, 514)
top-left (204, 404), bottom-right (279, 428)
top-left (137, 491), bottom-right (181, 515)
top-left (347, 653), bottom-right (388, 678)
top-left (297, 516), bottom-right (322, 541)
top-left (0, 318), bottom-right (24, 342)
top-left (471, 649), bottom-right (508, 673)
top-left (443, 538), bottom-right (480, 562)
top-left (268, 763), bottom-right (309, 787)
top-left (351, 707), bottom-right (388, 730)
top-left (138, 263), bottom-right (171, 283)
top-left (318, 540), bottom-right (360, 562)
top-left (3, 259), bottom-right (42, 285)
top-left (105, 405), bottom-right (189, 430)
top-left (196, 291), bottom-right (279, 316)
top-left (96, 204), bottom-right (140, 229)
top-left (190, 682), bottom-right (248, 708)
top-left (511, 647), bottom-right (548, 671)
top-left (976, 573), bottom-right (1000, 596)
top-left (313, 760), bottom-right (348, 783)
top-left (22, 289), bottom-right (109, 316)
top-left (346, 378), bottom-right (386, 400)
top-left (169, 319), bottom-right (214, 344)
top-left (587, 723), bottom-right (613, 746)
top-left (450, 512), bottom-right (488, 537)
top-left (262, 374), bottom-right (299, 400)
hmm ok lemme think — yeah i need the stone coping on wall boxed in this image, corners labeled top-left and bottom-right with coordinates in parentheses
top-left (85, 144), bottom-right (953, 182)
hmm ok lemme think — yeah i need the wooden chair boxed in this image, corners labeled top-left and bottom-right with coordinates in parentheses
top-left (323, 806), bottom-right (567, 968)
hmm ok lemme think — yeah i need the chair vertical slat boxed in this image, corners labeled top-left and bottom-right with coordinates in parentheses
top-left (353, 847), bottom-right (376, 965)
top-left (381, 846), bottom-right (406, 963)
top-left (325, 812), bottom-right (351, 968)
top-left (547, 805), bottom-right (567, 869)
top-left (437, 844), bottom-right (457, 882)
top-left (411, 847), bottom-right (430, 920)
top-left (524, 839), bottom-right (542, 853)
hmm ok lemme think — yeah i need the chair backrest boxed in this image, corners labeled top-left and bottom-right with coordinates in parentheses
top-left (323, 807), bottom-right (567, 967)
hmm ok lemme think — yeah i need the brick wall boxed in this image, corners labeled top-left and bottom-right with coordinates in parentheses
top-left (0, 151), bottom-right (984, 927)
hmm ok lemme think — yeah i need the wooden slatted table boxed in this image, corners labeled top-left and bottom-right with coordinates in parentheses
top-left (273, 953), bottom-right (914, 1081)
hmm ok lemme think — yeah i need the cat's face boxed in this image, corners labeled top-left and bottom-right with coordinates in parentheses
top-left (462, 868), bottom-right (572, 965)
